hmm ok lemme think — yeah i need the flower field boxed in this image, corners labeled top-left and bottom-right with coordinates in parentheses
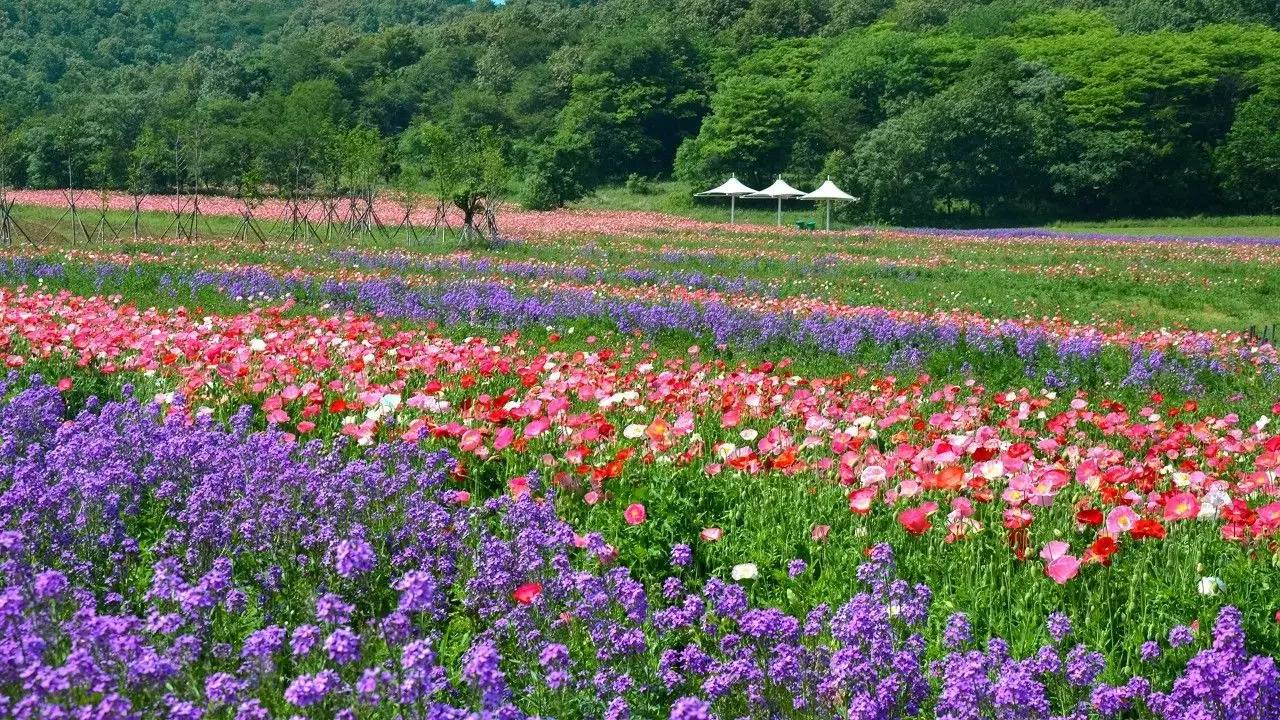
top-left (0, 208), bottom-right (1279, 718)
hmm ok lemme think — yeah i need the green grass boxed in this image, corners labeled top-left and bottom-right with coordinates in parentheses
top-left (1049, 215), bottom-right (1280, 237)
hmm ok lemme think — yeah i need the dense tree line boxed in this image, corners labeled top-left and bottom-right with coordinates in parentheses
top-left (0, 0), bottom-right (1278, 224)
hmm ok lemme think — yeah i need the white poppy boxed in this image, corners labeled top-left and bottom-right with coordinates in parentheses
top-left (1197, 576), bottom-right (1224, 596)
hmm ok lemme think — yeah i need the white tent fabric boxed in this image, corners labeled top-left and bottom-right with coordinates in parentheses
top-left (750, 177), bottom-right (806, 198)
top-left (747, 176), bottom-right (806, 226)
top-left (800, 177), bottom-right (859, 230)
top-left (695, 176), bottom-right (757, 223)
top-left (802, 179), bottom-right (856, 201)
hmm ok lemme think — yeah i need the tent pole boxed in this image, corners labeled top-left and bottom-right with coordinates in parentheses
top-left (776, 198), bottom-right (782, 227)
top-left (825, 200), bottom-right (831, 231)
top-left (730, 195), bottom-right (736, 224)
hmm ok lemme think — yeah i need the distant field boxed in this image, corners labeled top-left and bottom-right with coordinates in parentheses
top-left (1048, 216), bottom-right (1280, 238)
top-left (577, 182), bottom-right (1280, 238)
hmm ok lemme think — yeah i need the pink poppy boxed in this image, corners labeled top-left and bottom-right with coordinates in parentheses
top-left (1039, 540), bottom-right (1071, 562)
top-left (509, 475), bottom-right (530, 499)
top-left (1257, 502), bottom-right (1280, 530)
top-left (1045, 555), bottom-right (1081, 584)
top-left (849, 487), bottom-right (876, 515)
top-left (513, 582), bottom-right (542, 604)
top-left (1163, 492), bottom-right (1200, 522)
top-left (1106, 506), bottom-right (1139, 535)
top-left (460, 429), bottom-right (483, 452)
top-left (624, 503), bottom-right (647, 526)
top-left (700, 527), bottom-right (724, 542)
top-left (494, 427), bottom-right (514, 450)
top-left (523, 416), bottom-right (550, 439)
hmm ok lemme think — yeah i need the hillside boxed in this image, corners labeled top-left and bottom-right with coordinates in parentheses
top-left (1, 0), bottom-right (1278, 224)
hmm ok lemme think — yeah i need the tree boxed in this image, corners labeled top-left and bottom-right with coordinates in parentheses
top-left (675, 75), bottom-right (805, 190)
top-left (729, 0), bottom-right (826, 53)
top-left (852, 46), bottom-right (1062, 223)
top-left (1216, 87), bottom-right (1280, 211)
top-left (256, 79), bottom-right (347, 200)
top-left (522, 142), bottom-right (588, 210)
top-left (0, 118), bottom-right (17, 190)
top-left (342, 126), bottom-right (386, 234)
top-left (823, 0), bottom-right (895, 34)
top-left (399, 121), bottom-right (509, 244)
top-left (552, 28), bottom-right (707, 187)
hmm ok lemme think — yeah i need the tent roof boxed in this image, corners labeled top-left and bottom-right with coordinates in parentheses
top-left (802, 178), bottom-right (858, 201)
top-left (695, 176), bottom-right (757, 196)
top-left (747, 176), bottom-right (806, 199)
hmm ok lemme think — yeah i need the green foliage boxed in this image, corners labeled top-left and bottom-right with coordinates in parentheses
top-left (553, 28), bottom-right (708, 188)
top-left (850, 45), bottom-right (1065, 222)
top-left (399, 120), bottom-right (509, 233)
top-left (1216, 87), bottom-right (1280, 212)
top-left (676, 75), bottom-right (806, 189)
top-left (522, 142), bottom-right (588, 210)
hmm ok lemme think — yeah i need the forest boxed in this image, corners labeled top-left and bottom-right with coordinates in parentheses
top-left (1, 0), bottom-right (1278, 224)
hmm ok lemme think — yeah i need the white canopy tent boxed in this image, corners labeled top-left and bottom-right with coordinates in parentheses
top-left (695, 176), bottom-right (757, 224)
top-left (747, 176), bottom-right (806, 227)
top-left (801, 178), bottom-right (859, 230)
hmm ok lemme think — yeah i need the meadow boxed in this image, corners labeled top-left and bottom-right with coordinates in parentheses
top-left (0, 198), bottom-right (1278, 719)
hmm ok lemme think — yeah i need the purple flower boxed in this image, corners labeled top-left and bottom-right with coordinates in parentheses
top-left (943, 612), bottom-right (971, 648)
top-left (324, 627), bottom-right (361, 664)
top-left (402, 638), bottom-right (437, 671)
top-left (1047, 612), bottom-right (1072, 643)
top-left (290, 624), bottom-right (321, 657)
top-left (241, 625), bottom-right (285, 660)
top-left (316, 592), bottom-right (353, 625)
top-left (670, 697), bottom-right (713, 720)
top-left (234, 700), bottom-right (269, 720)
top-left (1140, 641), bottom-right (1161, 662)
top-left (670, 543), bottom-right (692, 567)
top-left (394, 569), bottom-right (444, 617)
top-left (1065, 644), bottom-right (1107, 686)
top-left (32, 570), bottom-right (68, 601)
top-left (1169, 624), bottom-right (1195, 648)
top-left (332, 534), bottom-right (376, 578)
top-left (205, 672), bottom-right (242, 705)
top-left (284, 669), bottom-right (341, 707)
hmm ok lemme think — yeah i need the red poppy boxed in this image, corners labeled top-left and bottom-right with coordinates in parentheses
top-left (1132, 518), bottom-right (1166, 540)
top-left (898, 507), bottom-right (931, 536)
top-left (1007, 527), bottom-right (1030, 560)
top-left (513, 582), bottom-right (542, 604)
top-left (1076, 507), bottom-right (1103, 526)
top-left (1089, 536), bottom-right (1118, 565)
top-left (972, 446), bottom-right (997, 462)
